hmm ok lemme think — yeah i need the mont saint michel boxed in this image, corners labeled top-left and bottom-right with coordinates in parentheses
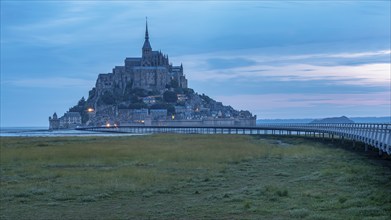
top-left (49, 21), bottom-right (256, 129)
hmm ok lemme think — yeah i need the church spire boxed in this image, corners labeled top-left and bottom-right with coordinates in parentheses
top-left (142, 17), bottom-right (152, 56)
top-left (145, 17), bottom-right (149, 40)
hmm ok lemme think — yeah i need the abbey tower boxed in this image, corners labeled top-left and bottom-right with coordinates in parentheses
top-left (95, 20), bottom-right (187, 97)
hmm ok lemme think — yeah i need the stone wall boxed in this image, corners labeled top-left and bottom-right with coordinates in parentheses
top-left (133, 67), bottom-right (170, 91)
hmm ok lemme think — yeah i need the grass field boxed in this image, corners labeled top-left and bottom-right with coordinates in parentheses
top-left (1, 134), bottom-right (390, 219)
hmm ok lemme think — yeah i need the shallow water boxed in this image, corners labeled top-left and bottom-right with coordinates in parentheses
top-left (0, 127), bottom-right (142, 137)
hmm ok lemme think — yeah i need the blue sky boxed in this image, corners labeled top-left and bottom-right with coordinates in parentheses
top-left (1, 1), bottom-right (390, 127)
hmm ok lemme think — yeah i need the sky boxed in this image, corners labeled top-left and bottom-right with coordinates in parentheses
top-left (1, 1), bottom-right (390, 127)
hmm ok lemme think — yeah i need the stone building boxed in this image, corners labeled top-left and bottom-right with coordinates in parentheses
top-left (49, 112), bottom-right (60, 130)
top-left (59, 112), bottom-right (82, 129)
top-left (132, 109), bottom-right (149, 121)
top-left (150, 109), bottom-right (168, 120)
top-left (95, 20), bottom-right (187, 97)
top-left (49, 112), bottom-right (82, 130)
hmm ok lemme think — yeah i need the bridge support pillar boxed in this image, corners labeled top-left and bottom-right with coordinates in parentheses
top-left (379, 149), bottom-right (383, 156)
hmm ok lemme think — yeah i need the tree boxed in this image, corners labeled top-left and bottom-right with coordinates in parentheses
top-left (118, 104), bottom-right (129, 109)
top-left (69, 97), bottom-right (86, 112)
top-left (200, 93), bottom-right (212, 104)
top-left (166, 105), bottom-right (175, 115)
top-left (100, 91), bottom-right (116, 105)
top-left (183, 88), bottom-right (194, 96)
top-left (132, 88), bottom-right (148, 97)
top-left (148, 90), bottom-right (160, 96)
top-left (130, 95), bottom-right (140, 103)
top-left (88, 88), bottom-right (96, 101)
top-left (163, 91), bottom-right (178, 103)
top-left (170, 79), bottom-right (179, 89)
top-left (78, 97), bottom-right (86, 106)
top-left (68, 97), bottom-right (89, 124)
top-left (174, 87), bottom-right (184, 94)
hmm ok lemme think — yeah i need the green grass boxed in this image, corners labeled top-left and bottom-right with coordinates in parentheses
top-left (0, 134), bottom-right (390, 219)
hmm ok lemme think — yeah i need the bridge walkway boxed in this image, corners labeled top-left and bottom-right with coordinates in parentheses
top-left (77, 123), bottom-right (390, 155)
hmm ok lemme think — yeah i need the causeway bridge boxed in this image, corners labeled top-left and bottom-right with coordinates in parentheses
top-left (77, 123), bottom-right (391, 155)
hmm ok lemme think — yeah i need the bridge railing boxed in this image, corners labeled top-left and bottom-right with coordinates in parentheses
top-left (77, 123), bottom-right (390, 155)
top-left (260, 123), bottom-right (390, 154)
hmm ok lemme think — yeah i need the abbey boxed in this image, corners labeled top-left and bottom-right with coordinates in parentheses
top-left (96, 21), bottom-right (187, 95)
top-left (49, 20), bottom-right (256, 130)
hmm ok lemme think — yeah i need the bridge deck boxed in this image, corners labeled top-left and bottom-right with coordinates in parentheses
top-left (77, 123), bottom-right (391, 155)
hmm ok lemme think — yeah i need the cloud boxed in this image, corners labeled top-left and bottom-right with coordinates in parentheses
top-left (175, 49), bottom-right (390, 87)
top-left (328, 50), bottom-right (391, 58)
top-left (3, 77), bottom-right (94, 89)
top-left (2, 2), bottom-right (139, 46)
top-left (1, 1), bottom-right (389, 125)
top-left (187, 62), bottom-right (390, 87)
top-left (215, 92), bottom-right (391, 117)
top-left (174, 49), bottom-right (390, 66)
top-left (11, 16), bottom-right (91, 31)
top-left (206, 58), bottom-right (257, 70)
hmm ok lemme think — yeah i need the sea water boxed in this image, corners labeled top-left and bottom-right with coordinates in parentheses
top-left (0, 127), bottom-right (140, 137)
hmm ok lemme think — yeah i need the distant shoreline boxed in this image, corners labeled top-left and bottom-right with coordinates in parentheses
top-left (257, 116), bottom-right (391, 124)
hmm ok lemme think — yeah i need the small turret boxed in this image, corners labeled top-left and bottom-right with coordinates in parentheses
top-left (49, 112), bottom-right (60, 130)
